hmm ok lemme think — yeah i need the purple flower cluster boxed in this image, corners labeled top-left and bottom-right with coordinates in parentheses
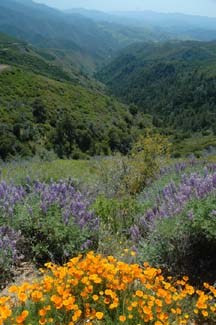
top-left (0, 181), bottom-right (26, 217)
top-left (144, 171), bottom-right (216, 222)
top-left (130, 168), bottom-right (216, 242)
top-left (159, 160), bottom-right (216, 178)
top-left (0, 179), bottom-right (98, 232)
top-left (0, 178), bottom-right (99, 262)
top-left (159, 159), bottom-right (199, 176)
top-left (0, 226), bottom-right (23, 267)
top-left (32, 180), bottom-right (99, 230)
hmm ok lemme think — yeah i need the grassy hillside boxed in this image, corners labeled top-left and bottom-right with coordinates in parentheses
top-left (97, 41), bottom-right (216, 136)
top-left (0, 32), bottom-right (100, 88)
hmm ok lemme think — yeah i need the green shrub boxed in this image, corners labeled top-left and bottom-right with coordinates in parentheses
top-left (93, 195), bottom-right (141, 234)
top-left (13, 200), bottom-right (98, 265)
top-left (96, 131), bottom-right (170, 198)
top-left (122, 131), bottom-right (170, 194)
top-left (139, 195), bottom-right (216, 285)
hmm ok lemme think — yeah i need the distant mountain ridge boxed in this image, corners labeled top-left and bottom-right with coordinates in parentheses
top-left (2, 0), bottom-right (216, 78)
top-left (0, 0), bottom-right (167, 74)
top-left (66, 8), bottom-right (216, 41)
top-left (0, 0), bottom-right (118, 73)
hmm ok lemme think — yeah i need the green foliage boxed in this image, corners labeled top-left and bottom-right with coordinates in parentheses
top-left (93, 195), bottom-right (140, 234)
top-left (95, 132), bottom-right (170, 197)
top-left (173, 133), bottom-right (216, 158)
top-left (12, 204), bottom-right (92, 265)
top-left (124, 131), bottom-right (170, 194)
top-left (139, 195), bottom-right (216, 285)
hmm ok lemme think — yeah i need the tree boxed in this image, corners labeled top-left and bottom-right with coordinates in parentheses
top-left (32, 98), bottom-right (47, 124)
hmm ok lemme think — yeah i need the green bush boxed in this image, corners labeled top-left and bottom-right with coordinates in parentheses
top-left (124, 131), bottom-right (170, 194)
top-left (11, 202), bottom-right (97, 265)
top-left (96, 131), bottom-right (170, 198)
top-left (93, 195), bottom-right (141, 234)
top-left (139, 195), bottom-right (216, 285)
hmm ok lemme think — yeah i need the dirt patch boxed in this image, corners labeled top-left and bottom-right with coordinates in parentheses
top-left (0, 262), bottom-right (40, 297)
top-left (0, 64), bottom-right (9, 72)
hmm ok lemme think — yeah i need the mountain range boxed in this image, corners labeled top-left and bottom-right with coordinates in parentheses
top-left (0, 0), bottom-right (165, 74)
top-left (2, 0), bottom-right (216, 74)
top-left (1, 0), bottom-right (216, 159)
top-left (66, 8), bottom-right (216, 41)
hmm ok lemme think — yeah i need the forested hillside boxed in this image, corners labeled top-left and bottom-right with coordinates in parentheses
top-left (2, 1), bottom-right (216, 160)
top-left (0, 65), bottom-right (152, 160)
top-left (0, 32), bottom-right (152, 161)
top-left (97, 41), bottom-right (216, 135)
top-left (0, 33), bottom-right (78, 82)
top-left (0, 14), bottom-right (157, 161)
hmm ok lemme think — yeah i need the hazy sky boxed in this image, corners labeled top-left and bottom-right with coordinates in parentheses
top-left (34, 0), bottom-right (216, 17)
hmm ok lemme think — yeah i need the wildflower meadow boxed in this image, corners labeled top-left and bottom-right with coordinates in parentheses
top-left (0, 144), bottom-right (216, 324)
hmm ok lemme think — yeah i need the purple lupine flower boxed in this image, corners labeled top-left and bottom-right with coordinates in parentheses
top-left (26, 175), bottom-right (31, 184)
top-left (63, 210), bottom-right (70, 225)
top-left (0, 226), bottom-right (23, 264)
top-left (28, 206), bottom-right (33, 216)
top-left (129, 225), bottom-right (140, 242)
top-left (204, 167), bottom-right (208, 178)
top-left (40, 202), bottom-right (47, 214)
top-left (81, 239), bottom-right (93, 251)
top-left (188, 210), bottom-right (194, 221)
top-left (140, 167), bottom-right (216, 225)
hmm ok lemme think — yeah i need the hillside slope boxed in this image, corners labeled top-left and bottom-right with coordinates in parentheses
top-left (97, 41), bottom-right (216, 134)
top-left (0, 67), bottom-right (145, 160)
top-left (0, 33), bottom-right (150, 160)
top-left (0, 32), bottom-right (98, 88)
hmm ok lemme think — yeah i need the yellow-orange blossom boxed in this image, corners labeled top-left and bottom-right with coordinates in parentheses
top-left (0, 251), bottom-right (215, 325)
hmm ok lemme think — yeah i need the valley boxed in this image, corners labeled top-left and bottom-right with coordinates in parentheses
top-left (0, 1), bottom-right (216, 324)
top-left (97, 41), bottom-right (216, 143)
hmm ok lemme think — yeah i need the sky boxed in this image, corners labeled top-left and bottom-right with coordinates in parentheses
top-left (34, 0), bottom-right (216, 17)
